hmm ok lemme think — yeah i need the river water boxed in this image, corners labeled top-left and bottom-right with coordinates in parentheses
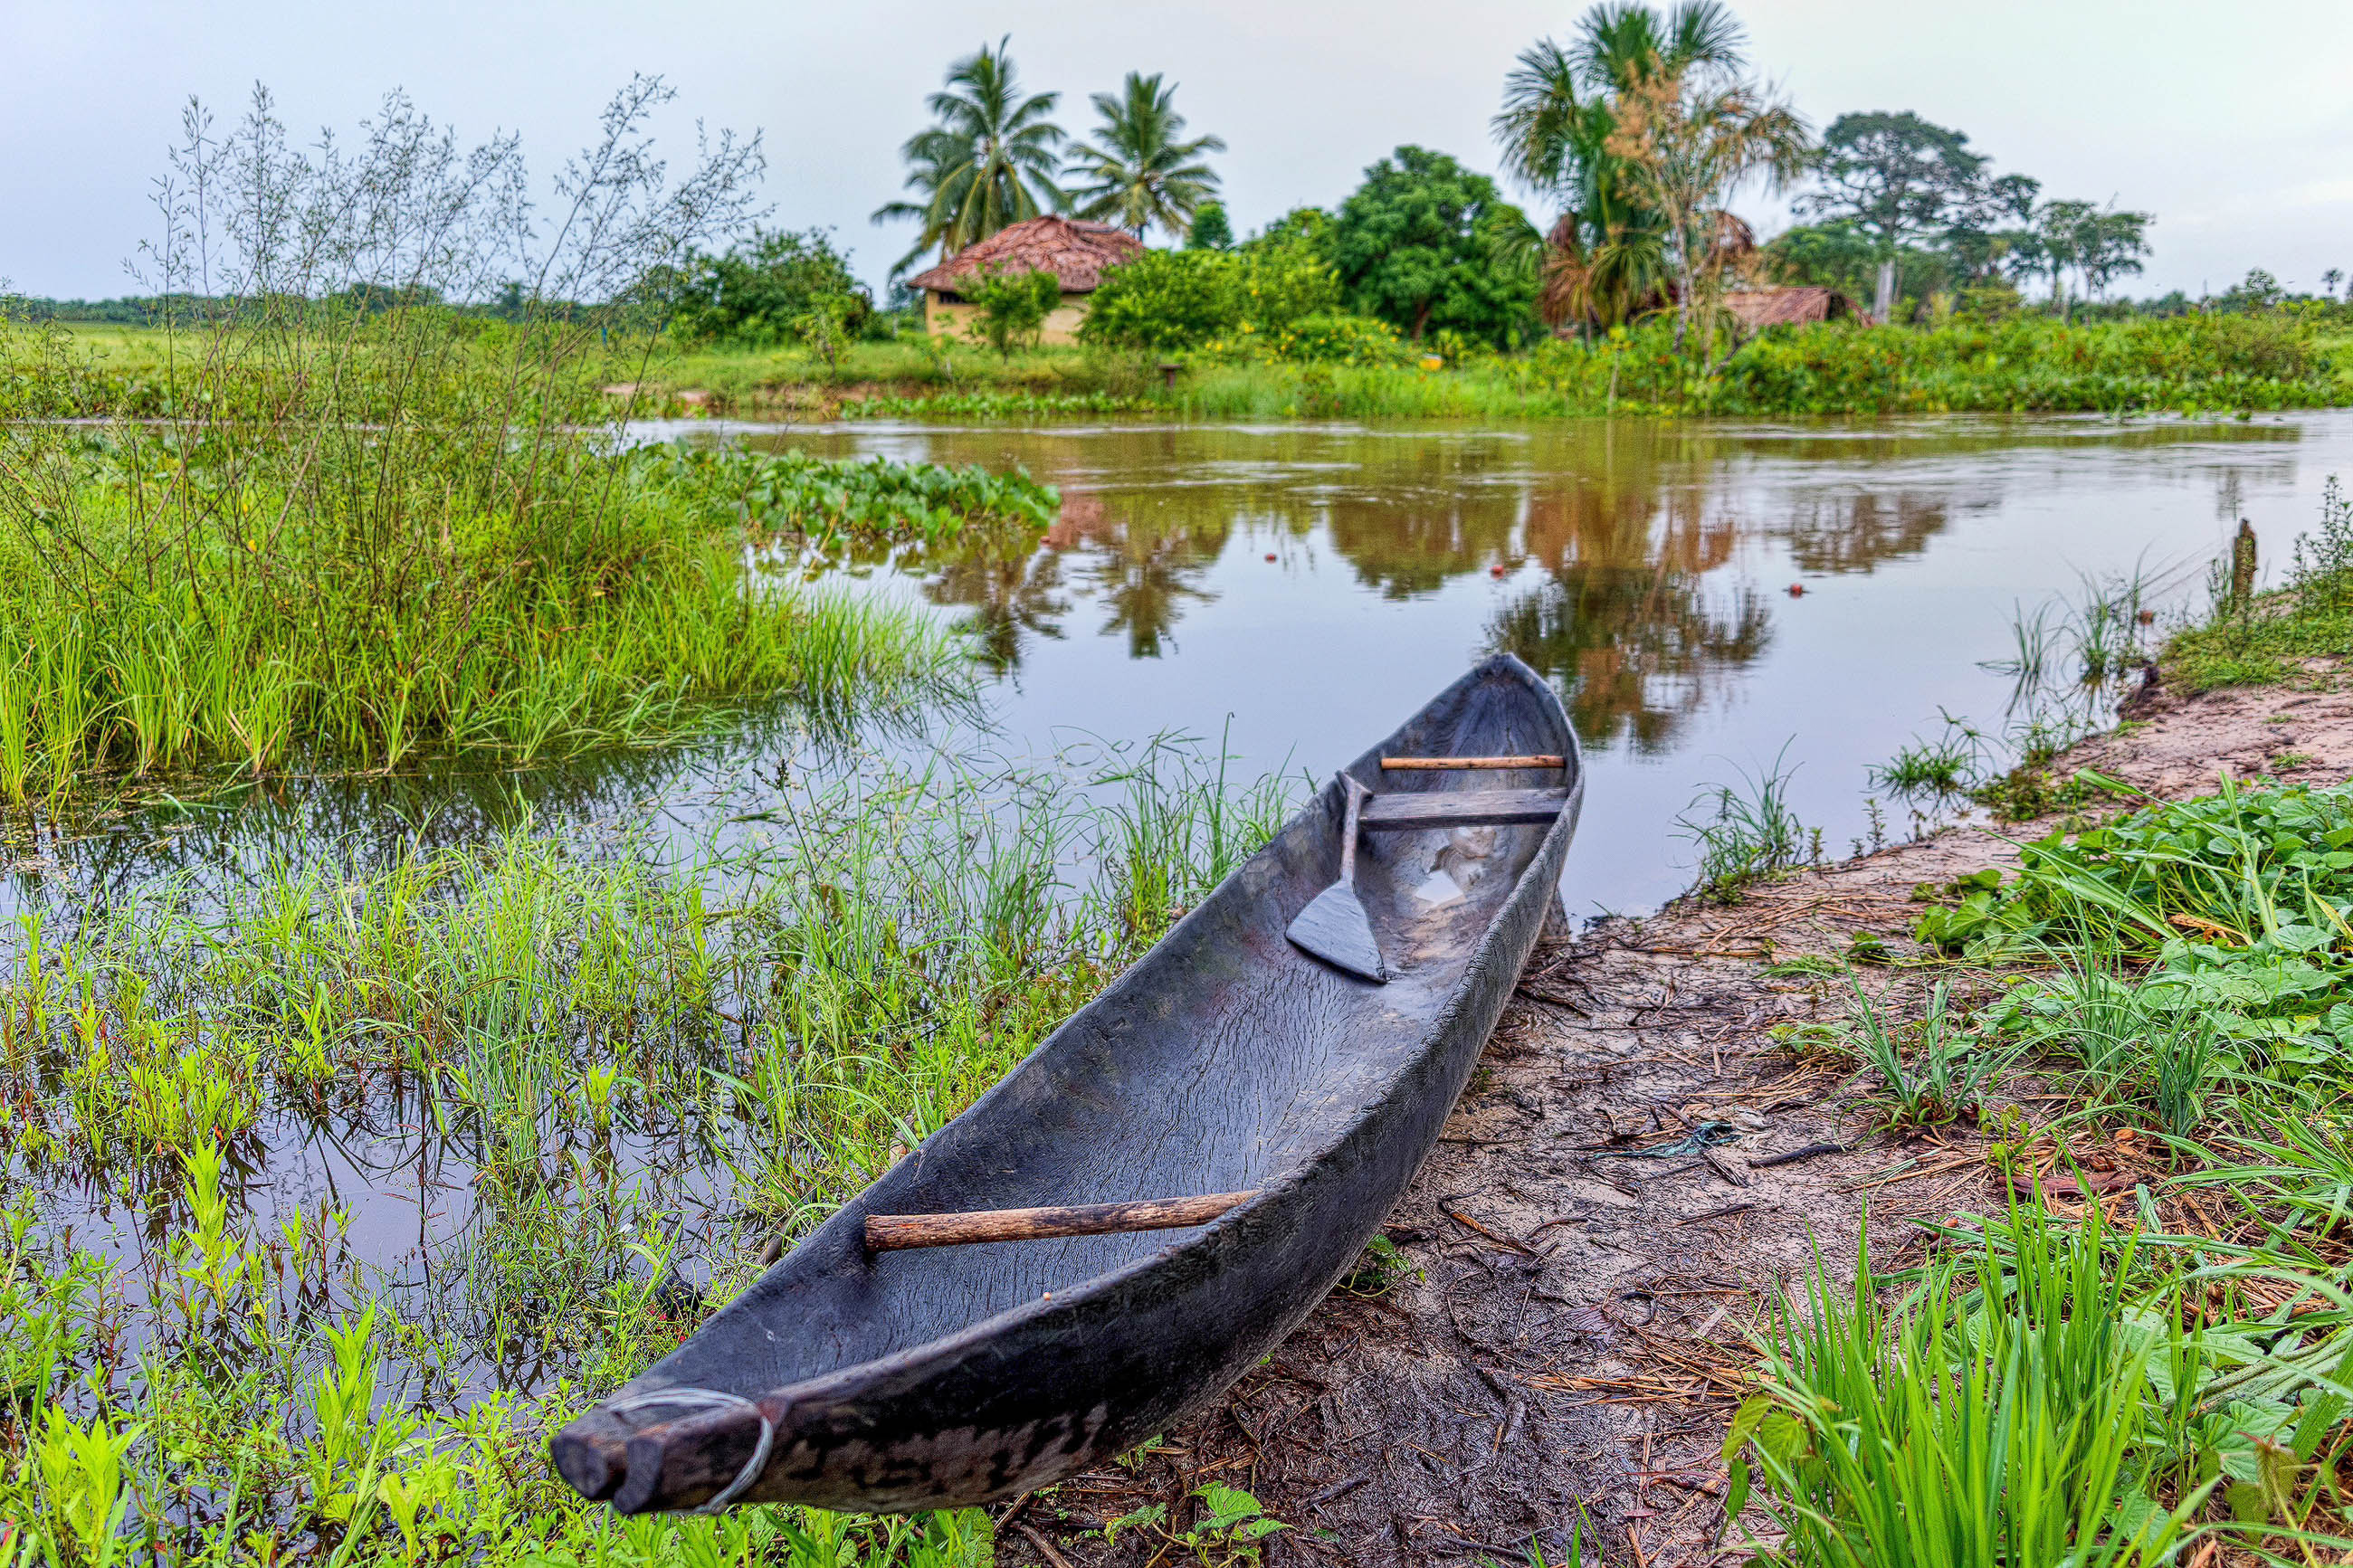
top-left (742, 410), bottom-right (2353, 915)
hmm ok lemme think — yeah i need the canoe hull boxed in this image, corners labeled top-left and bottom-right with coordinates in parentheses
top-left (554, 655), bottom-right (1583, 1513)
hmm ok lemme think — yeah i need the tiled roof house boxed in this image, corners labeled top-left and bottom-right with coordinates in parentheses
top-left (906, 215), bottom-right (1146, 345)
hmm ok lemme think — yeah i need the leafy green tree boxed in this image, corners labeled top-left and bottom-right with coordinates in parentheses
top-left (872, 39), bottom-right (1065, 279)
top-left (1491, 1), bottom-right (1748, 331)
top-left (1186, 201), bottom-right (1234, 251)
top-left (2074, 207), bottom-right (2152, 306)
top-left (1329, 147), bottom-right (1539, 345)
top-left (1064, 73), bottom-right (1225, 241)
top-left (1796, 112), bottom-right (1988, 322)
top-left (1079, 251), bottom-right (1241, 351)
top-left (1080, 242), bottom-right (1339, 353)
top-left (1243, 206), bottom-right (1336, 254)
top-left (2008, 201), bottom-right (2148, 318)
top-left (963, 268), bottom-right (1062, 356)
top-left (668, 228), bottom-right (873, 345)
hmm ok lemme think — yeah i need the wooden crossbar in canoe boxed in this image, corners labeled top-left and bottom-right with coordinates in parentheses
top-left (866, 1193), bottom-right (1258, 1252)
top-left (1380, 754), bottom-right (1566, 771)
top-left (1358, 786), bottom-right (1569, 831)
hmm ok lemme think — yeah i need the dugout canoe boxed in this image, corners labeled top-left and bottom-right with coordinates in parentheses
top-left (552, 653), bottom-right (1585, 1515)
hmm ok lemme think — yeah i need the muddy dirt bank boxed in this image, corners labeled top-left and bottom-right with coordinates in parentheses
top-left (995, 660), bottom-right (2353, 1567)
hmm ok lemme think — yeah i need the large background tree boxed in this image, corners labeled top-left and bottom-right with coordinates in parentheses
top-left (872, 39), bottom-right (1065, 278)
top-left (1329, 146), bottom-right (1539, 345)
top-left (1491, 1), bottom-right (1752, 332)
top-left (1063, 72), bottom-right (1225, 241)
top-left (1796, 111), bottom-right (1986, 322)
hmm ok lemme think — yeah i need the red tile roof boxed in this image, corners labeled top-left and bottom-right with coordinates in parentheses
top-left (906, 215), bottom-right (1145, 297)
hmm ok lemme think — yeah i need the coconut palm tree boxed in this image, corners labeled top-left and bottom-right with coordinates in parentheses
top-left (1062, 73), bottom-right (1225, 241)
top-left (872, 38), bottom-right (1066, 278)
top-left (1490, 2), bottom-right (1748, 331)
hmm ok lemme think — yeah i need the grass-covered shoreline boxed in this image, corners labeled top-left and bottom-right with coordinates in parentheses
top-left (39, 311), bottom-right (2353, 424)
top-left (1698, 499), bottom-right (2353, 1564)
top-left (0, 313), bottom-right (1067, 800)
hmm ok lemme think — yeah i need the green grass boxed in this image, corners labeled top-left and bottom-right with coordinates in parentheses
top-left (0, 312), bottom-right (1073, 795)
top-left (1722, 502), bottom-right (2353, 1567)
top-left (1675, 744), bottom-right (1820, 903)
top-left (2166, 488), bottom-right (2353, 695)
top-left (0, 734), bottom-right (1299, 1565)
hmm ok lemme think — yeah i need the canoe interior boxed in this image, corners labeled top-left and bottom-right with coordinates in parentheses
top-left (565, 655), bottom-right (1580, 1507)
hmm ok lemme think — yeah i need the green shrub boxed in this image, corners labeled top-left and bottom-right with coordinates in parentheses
top-left (962, 269), bottom-right (1063, 358)
top-left (1081, 243), bottom-right (1341, 355)
top-left (668, 228), bottom-right (874, 347)
top-left (1080, 251), bottom-right (1242, 352)
top-left (1217, 311), bottom-right (1407, 366)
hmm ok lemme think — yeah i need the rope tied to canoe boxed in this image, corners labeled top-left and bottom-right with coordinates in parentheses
top-left (605, 1387), bottom-right (774, 1514)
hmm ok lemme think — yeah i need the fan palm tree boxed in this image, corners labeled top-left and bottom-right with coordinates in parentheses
top-left (872, 38), bottom-right (1066, 278)
top-left (1062, 73), bottom-right (1225, 241)
top-left (1490, 2), bottom-right (1748, 331)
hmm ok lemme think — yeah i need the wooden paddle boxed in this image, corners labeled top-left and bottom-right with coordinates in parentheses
top-left (1286, 773), bottom-right (1387, 984)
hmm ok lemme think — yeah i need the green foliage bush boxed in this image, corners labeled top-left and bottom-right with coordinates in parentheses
top-left (668, 228), bottom-right (875, 347)
top-left (1514, 312), bottom-right (2343, 416)
top-left (1080, 243), bottom-right (1341, 354)
top-left (1328, 146), bottom-right (1540, 348)
top-left (1226, 311), bottom-right (1410, 366)
top-left (962, 268), bottom-right (1063, 357)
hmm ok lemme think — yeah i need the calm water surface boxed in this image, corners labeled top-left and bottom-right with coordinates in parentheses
top-left (752, 411), bottom-right (2353, 914)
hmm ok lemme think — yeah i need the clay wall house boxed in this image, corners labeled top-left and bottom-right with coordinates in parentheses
top-left (906, 215), bottom-right (1144, 346)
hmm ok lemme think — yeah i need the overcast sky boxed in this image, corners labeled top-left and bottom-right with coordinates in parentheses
top-left (7, 0), bottom-right (2350, 302)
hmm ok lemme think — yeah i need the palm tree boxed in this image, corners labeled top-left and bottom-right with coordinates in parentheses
top-left (1605, 71), bottom-right (1808, 352)
top-left (1490, 2), bottom-right (1748, 331)
top-left (1062, 73), bottom-right (1225, 241)
top-left (872, 39), bottom-right (1066, 278)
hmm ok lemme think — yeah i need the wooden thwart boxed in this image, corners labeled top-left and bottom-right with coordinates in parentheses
top-left (865, 1192), bottom-right (1259, 1252)
top-left (1380, 754), bottom-right (1566, 771)
top-left (1359, 786), bottom-right (1569, 830)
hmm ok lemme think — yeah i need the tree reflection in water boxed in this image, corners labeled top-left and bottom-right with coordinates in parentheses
top-left (1491, 478), bottom-right (1773, 755)
top-left (922, 523), bottom-right (1072, 672)
top-left (929, 492), bottom-right (1231, 660)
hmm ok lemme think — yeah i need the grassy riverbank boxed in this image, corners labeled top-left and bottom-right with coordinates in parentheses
top-left (2, 314), bottom-right (1063, 797)
top-left (0, 739), bottom-right (1297, 1566)
top-left (44, 312), bottom-right (2353, 424)
top-left (1703, 518), bottom-right (2353, 1563)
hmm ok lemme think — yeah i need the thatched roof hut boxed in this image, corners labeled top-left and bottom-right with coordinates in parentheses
top-left (1723, 286), bottom-right (1865, 328)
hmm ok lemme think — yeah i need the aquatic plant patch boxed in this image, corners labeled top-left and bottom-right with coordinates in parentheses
top-left (650, 444), bottom-right (1060, 561)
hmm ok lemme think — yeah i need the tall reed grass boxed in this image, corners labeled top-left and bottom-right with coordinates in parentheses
top-left (0, 86), bottom-right (1016, 799)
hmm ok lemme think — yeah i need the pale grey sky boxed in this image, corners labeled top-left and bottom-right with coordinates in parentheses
top-left (6, 0), bottom-right (2349, 301)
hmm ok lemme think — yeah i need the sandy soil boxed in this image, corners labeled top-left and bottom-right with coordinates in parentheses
top-left (997, 660), bottom-right (2353, 1568)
